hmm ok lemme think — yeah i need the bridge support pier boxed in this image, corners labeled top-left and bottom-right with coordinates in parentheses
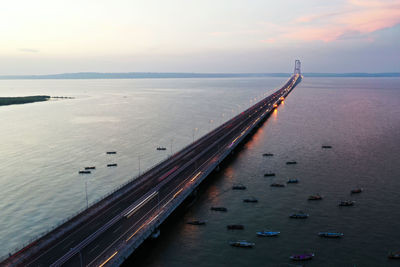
top-left (150, 228), bottom-right (160, 239)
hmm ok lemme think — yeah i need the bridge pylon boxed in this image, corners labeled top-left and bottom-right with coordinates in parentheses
top-left (294, 59), bottom-right (301, 75)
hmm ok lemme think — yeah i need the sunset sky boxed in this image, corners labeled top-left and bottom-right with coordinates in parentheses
top-left (0, 0), bottom-right (399, 74)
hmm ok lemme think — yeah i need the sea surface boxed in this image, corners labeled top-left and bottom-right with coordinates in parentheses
top-left (1, 77), bottom-right (400, 266)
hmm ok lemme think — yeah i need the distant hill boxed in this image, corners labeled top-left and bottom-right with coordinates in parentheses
top-left (0, 72), bottom-right (398, 79)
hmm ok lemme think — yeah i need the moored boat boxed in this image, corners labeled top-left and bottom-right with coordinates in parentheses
top-left (229, 240), bottom-right (255, 248)
top-left (289, 212), bottom-right (309, 219)
top-left (270, 183), bottom-right (285, 187)
top-left (243, 197), bottom-right (258, 203)
top-left (388, 251), bottom-right (400, 259)
top-left (318, 232), bottom-right (344, 238)
top-left (187, 220), bottom-right (207, 225)
top-left (290, 253), bottom-right (314, 261)
top-left (308, 194), bottom-right (323, 200)
top-left (256, 231), bottom-right (280, 237)
top-left (227, 224), bottom-right (244, 230)
top-left (351, 188), bottom-right (363, 194)
top-left (263, 153), bottom-right (274, 156)
top-left (84, 166), bottom-right (96, 170)
top-left (210, 207), bottom-right (227, 212)
top-left (338, 200), bottom-right (355, 206)
top-left (107, 163), bottom-right (118, 167)
top-left (232, 184), bottom-right (246, 190)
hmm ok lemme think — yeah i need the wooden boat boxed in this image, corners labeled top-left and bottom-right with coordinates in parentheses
top-left (289, 213), bottom-right (309, 219)
top-left (264, 172), bottom-right (276, 177)
top-left (270, 183), bottom-right (285, 187)
top-left (322, 145), bottom-right (332, 149)
top-left (84, 166), bottom-right (96, 170)
top-left (243, 197), bottom-right (258, 203)
top-left (106, 151), bottom-right (117, 154)
top-left (308, 194), bottom-right (322, 200)
top-left (290, 253), bottom-right (314, 261)
top-left (318, 232), bottom-right (344, 238)
top-left (79, 170), bottom-right (91, 174)
top-left (229, 240), bottom-right (254, 248)
top-left (227, 224), bottom-right (244, 230)
top-left (263, 153), bottom-right (274, 156)
top-left (338, 200), bottom-right (355, 206)
top-left (351, 188), bottom-right (363, 194)
top-left (210, 207), bottom-right (227, 212)
top-left (232, 184), bottom-right (246, 190)
top-left (156, 147), bottom-right (167, 150)
top-left (388, 251), bottom-right (400, 259)
top-left (256, 231), bottom-right (280, 237)
top-left (287, 179), bottom-right (299, 184)
top-left (107, 163), bottom-right (118, 167)
top-left (286, 161), bottom-right (297, 165)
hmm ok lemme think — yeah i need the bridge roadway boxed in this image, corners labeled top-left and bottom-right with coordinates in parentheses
top-left (2, 74), bottom-right (301, 267)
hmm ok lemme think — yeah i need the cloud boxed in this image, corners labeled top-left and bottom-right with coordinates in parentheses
top-left (18, 48), bottom-right (39, 53)
top-left (267, 0), bottom-right (400, 43)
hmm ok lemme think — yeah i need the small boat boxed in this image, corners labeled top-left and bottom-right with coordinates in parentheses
top-left (318, 232), bottom-right (344, 238)
top-left (79, 170), bottom-right (91, 174)
top-left (286, 161), bottom-right (297, 165)
top-left (156, 147), bottom-right (167, 151)
top-left (388, 251), bottom-right (400, 259)
top-left (351, 188), bottom-right (363, 194)
top-left (289, 212), bottom-right (309, 219)
top-left (227, 224), bottom-right (244, 230)
top-left (107, 163), bottom-right (118, 167)
top-left (287, 179), bottom-right (299, 184)
top-left (210, 207), bottom-right (227, 212)
top-left (270, 183), bottom-right (285, 187)
top-left (243, 197), bottom-right (258, 203)
top-left (290, 253), bottom-right (314, 261)
top-left (338, 200), bottom-right (355, 206)
top-left (256, 231), bottom-right (280, 237)
top-left (106, 151), bottom-right (117, 154)
top-left (264, 172), bottom-right (276, 177)
top-left (322, 145), bottom-right (332, 149)
top-left (308, 194), bottom-right (323, 200)
top-left (229, 240), bottom-right (255, 248)
top-left (187, 220), bottom-right (207, 225)
top-left (232, 184), bottom-right (246, 190)
top-left (263, 153), bottom-right (274, 157)
top-left (84, 166), bottom-right (96, 170)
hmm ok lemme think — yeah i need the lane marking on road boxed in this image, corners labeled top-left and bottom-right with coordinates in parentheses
top-left (98, 251), bottom-right (118, 267)
top-left (125, 191), bottom-right (158, 218)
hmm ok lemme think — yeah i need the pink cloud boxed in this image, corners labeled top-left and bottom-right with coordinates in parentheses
top-left (272, 0), bottom-right (400, 43)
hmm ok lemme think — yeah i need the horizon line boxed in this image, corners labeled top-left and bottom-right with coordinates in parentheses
top-left (0, 71), bottom-right (399, 79)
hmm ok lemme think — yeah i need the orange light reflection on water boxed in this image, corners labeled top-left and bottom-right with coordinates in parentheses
top-left (245, 126), bottom-right (265, 150)
top-left (224, 166), bottom-right (235, 181)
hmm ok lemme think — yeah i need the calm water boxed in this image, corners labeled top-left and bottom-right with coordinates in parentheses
top-left (126, 77), bottom-right (400, 267)
top-left (1, 77), bottom-right (399, 266)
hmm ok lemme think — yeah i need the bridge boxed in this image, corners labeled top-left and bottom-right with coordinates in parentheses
top-left (2, 62), bottom-right (302, 267)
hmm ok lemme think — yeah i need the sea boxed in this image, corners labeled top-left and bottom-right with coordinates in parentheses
top-left (0, 77), bottom-right (399, 266)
